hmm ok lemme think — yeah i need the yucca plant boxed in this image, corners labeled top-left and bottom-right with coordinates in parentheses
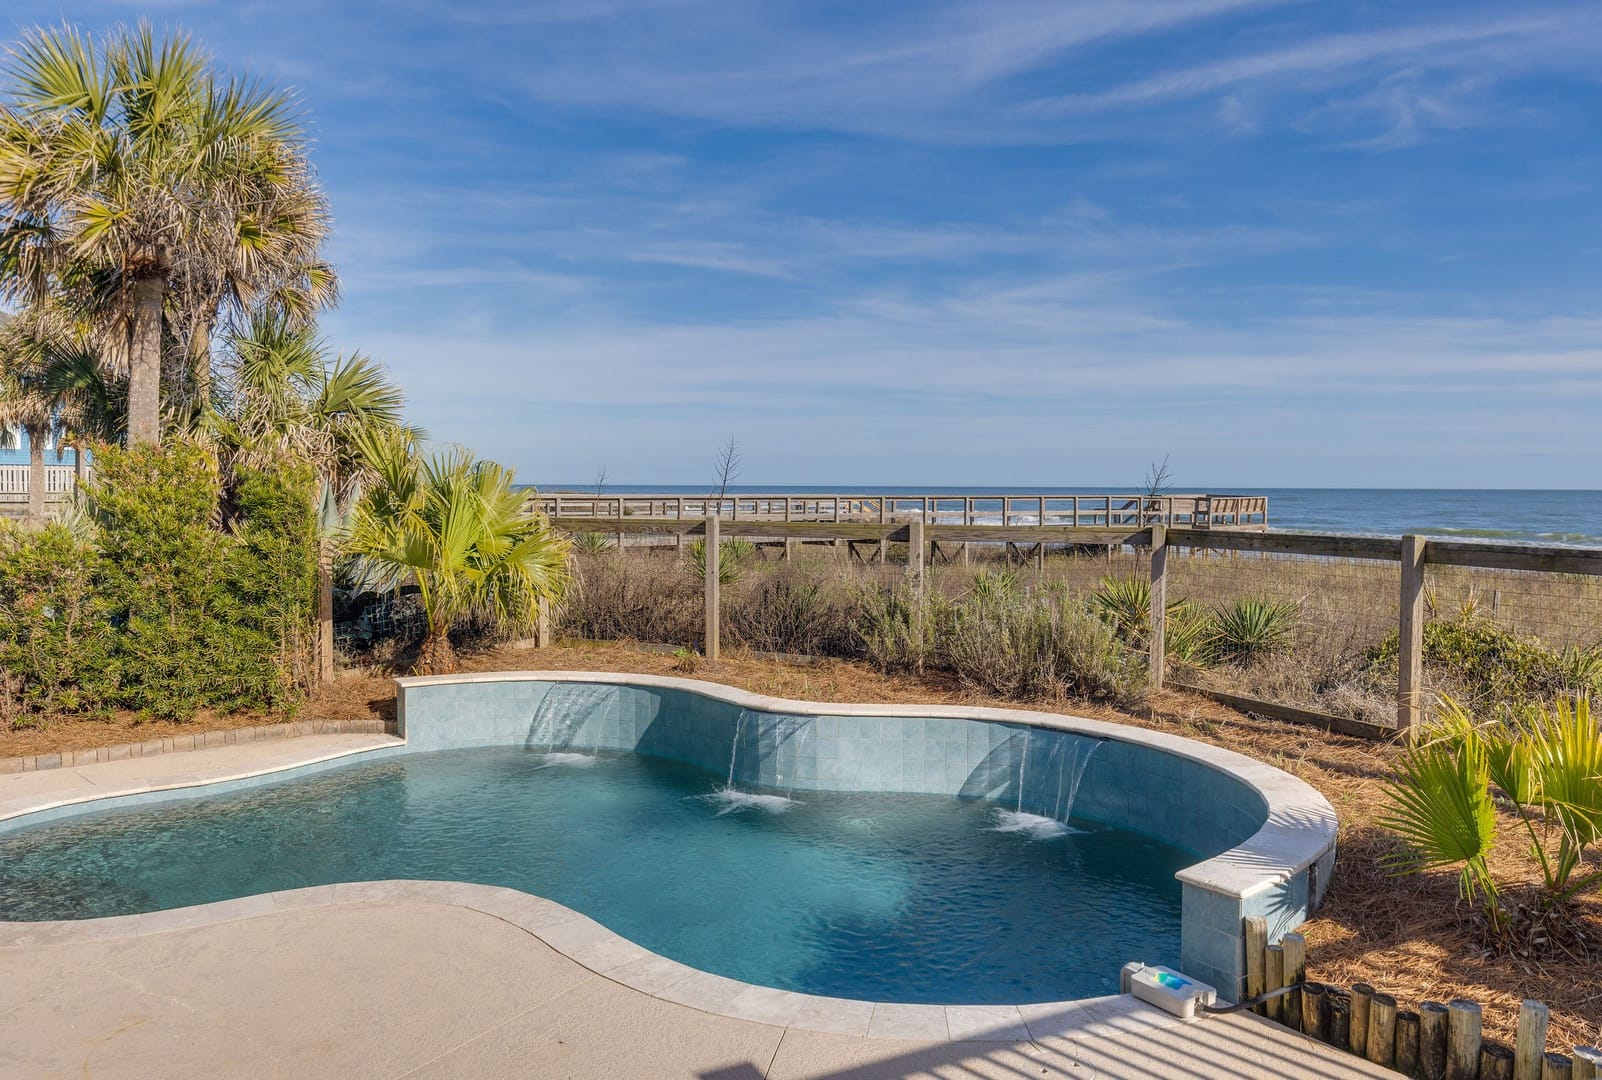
top-left (1090, 575), bottom-right (1210, 662)
top-left (1090, 576), bottom-right (1152, 645)
top-left (1380, 696), bottom-right (1602, 929)
top-left (1208, 596), bottom-right (1298, 663)
top-left (688, 537), bottom-right (756, 586)
top-left (570, 531), bottom-right (615, 557)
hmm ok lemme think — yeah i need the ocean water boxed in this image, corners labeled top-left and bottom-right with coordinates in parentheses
top-left (0, 747), bottom-right (1188, 1004)
top-left (533, 485), bottom-right (1602, 547)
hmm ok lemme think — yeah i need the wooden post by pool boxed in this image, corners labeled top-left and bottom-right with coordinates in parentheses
top-left (1399, 534), bottom-right (1427, 732)
top-left (1149, 524), bottom-right (1168, 690)
top-left (536, 596), bottom-right (551, 649)
top-left (1281, 931), bottom-right (1305, 1032)
top-left (1448, 999), bottom-right (1483, 1080)
top-left (1420, 1001), bottom-right (1450, 1080)
top-left (1515, 1000), bottom-right (1549, 1080)
top-left (1244, 916), bottom-right (1267, 1014)
top-left (704, 515), bottom-right (720, 661)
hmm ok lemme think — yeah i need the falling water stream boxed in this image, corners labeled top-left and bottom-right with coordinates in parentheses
top-left (990, 731), bottom-right (1103, 840)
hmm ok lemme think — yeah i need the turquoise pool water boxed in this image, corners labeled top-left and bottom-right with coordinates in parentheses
top-left (0, 747), bottom-right (1188, 1003)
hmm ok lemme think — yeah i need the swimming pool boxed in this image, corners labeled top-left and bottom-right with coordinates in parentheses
top-left (0, 672), bottom-right (1339, 1008)
top-left (0, 746), bottom-right (1193, 1003)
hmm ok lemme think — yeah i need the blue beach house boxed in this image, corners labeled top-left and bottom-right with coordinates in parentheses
top-left (0, 423), bottom-right (88, 469)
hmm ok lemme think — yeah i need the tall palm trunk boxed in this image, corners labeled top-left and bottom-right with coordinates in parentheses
top-left (25, 422), bottom-right (46, 525)
top-left (317, 537), bottom-right (335, 684)
top-left (126, 273), bottom-right (165, 446)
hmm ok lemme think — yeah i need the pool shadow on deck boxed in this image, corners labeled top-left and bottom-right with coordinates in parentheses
top-left (695, 1001), bottom-right (1387, 1079)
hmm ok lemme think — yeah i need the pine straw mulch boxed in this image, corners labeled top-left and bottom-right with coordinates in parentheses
top-left (7, 638), bottom-right (1600, 1049)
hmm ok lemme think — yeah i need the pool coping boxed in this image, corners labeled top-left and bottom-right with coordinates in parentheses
top-left (0, 876), bottom-right (1209, 1043)
top-left (1, 672), bottom-right (1338, 1029)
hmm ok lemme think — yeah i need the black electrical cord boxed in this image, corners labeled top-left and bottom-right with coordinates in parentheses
top-left (1200, 983), bottom-right (1301, 1016)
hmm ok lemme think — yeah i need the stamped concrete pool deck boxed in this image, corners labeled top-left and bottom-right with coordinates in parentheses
top-left (0, 735), bottom-right (1391, 1079)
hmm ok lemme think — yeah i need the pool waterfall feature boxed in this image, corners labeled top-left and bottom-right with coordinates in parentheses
top-left (396, 672), bottom-right (1338, 1001)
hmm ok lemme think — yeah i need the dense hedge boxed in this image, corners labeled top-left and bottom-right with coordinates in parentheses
top-left (0, 444), bottom-right (318, 723)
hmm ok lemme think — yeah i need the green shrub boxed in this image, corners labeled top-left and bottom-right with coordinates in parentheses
top-left (945, 577), bottom-right (1143, 703)
top-left (0, 522), bottom-right (118, 723)
top-left (725, 564), bottom-right (855, 656)
top-left (0, 445), bottom-right (321, 724)
top-left (1368, 613), bottom-right (1586, 720)
top-left (1209, 597), bottom-right (1299, 664)
top-left (856, 582), bottom-right (948, 674)
top-left (229, 465), bottom-right (320, 700)
top-left (87, 444), bottom-right (316, 718)
top-left (560, 553), bottom-right (702, 646)
top-left (570, 531), bottom-right (614, 556)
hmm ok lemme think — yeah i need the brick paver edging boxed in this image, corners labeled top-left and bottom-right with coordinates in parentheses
top-left (0, 718), bottom-right (395, 775)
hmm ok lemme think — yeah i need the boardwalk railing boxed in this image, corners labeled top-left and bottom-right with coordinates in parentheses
top-left (531, 492), bottom-right (1269, 530)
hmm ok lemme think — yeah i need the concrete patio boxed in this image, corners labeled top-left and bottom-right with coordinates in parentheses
top-left (0, 736), bottom-right (1392, 1079)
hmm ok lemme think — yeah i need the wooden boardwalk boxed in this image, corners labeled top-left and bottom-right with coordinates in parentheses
top-left (531, 491), bottom-right (1269, 530)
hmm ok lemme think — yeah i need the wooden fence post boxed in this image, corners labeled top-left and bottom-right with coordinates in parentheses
top-left (1351, 984), bottom-right (1374, 1057)
top-left (1398, 1010), bottom-right (1422, 1077)
top-left (1266, 943), bottom-right (1286, 1024)
top-left (1329, 990), bottom-right (1352, 1052)
top-left (1244, 916), bottom-right (1267, 1014)
top-left (1482, 1045), bottom-right (1515, 1080)
top-left (1448, 999), bottom-right (1484, 1080)
top-left (1515, 1000), bottom-right (1549, 1080)
top-left (1301, 982), bottom-right (1328, 1041)
top-left (1572, 1047), bottom-right (1602, 1080)
top-left (1369, 993), bottom-right (1398, 1068)
top-left (1421, 1001), bottom-right (1451, 1080)
top-left (1281, 931), bottom-right (1305, 1031)
top-left (704, 515), bottom-right (720, 661)
top-left (1400, 533), bottom-right (1427, 732)
top-left (908, 519), bottom-right (925, 595)
top-left (1149, 524), bottom-right (1168, 690)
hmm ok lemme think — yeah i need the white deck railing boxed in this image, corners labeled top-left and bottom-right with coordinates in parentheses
top-left (0, 465), bottom-right (87, 495)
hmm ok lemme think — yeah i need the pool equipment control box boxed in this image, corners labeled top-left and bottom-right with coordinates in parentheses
top-left (1121, 963), bottom-right (1217, 1021)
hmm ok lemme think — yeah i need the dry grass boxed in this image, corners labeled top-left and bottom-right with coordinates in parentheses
top-left (6, 633), bottom-right (1599, 1049)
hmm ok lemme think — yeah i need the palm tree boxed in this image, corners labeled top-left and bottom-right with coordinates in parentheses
top-left (0, 315), bottom-right (60, 524)
top-left (344, 435), bottom-right (571, 675)
top-left (0, 306), bottom-right (114, 523)
top-left (0, 24), bottom-right (334, 446)
top-left (218, 313), bottom-right (414, 681)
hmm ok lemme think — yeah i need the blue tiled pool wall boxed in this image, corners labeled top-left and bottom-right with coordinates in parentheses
top-left (399, 677), bottom-right (1295, 1001)
top-left (1181, 869), bottom-right (1314, 1002)
top-left (399, 679), bottom-right (1270, 860)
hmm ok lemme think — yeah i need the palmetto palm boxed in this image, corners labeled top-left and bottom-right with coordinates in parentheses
top-left (221, 313), bottom-right (409, 512)
top-left (0, 305), bottom-right (115, 523)
top-left (1380, 696), bottom-right (1602, 927)
top-left (216, 313), bottom-right (414, 681)
top-left (0, 24), bottom-right (334, 446)
top-left (344, 435), bottom-right (571, 675)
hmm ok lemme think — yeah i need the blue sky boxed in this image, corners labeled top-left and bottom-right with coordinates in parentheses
top-left (8, 2), bottom-right (1602, 489)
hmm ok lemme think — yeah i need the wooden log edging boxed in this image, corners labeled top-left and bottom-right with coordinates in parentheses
top-left (1241, 916), bottom-right (1599, 1079)
top-left (0, 717), bottom-right (396, 775)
